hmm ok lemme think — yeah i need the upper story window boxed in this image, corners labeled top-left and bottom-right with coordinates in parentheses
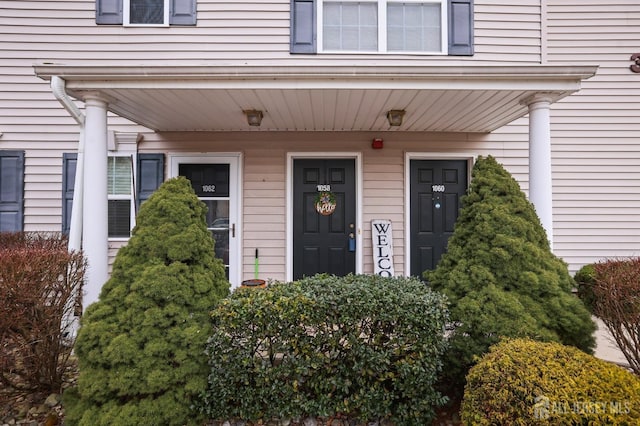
top-left (291, 0), bottom-right (473, 56)
top-left (125, 0), bottom-right (169, 26)
top-left (96, 0), bottom-right (196, 26)
top-left (320, 0), bottom-right (445, 54)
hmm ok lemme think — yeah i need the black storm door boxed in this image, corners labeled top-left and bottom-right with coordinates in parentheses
top-left (293, 159), bottom-right (356, 280)
top-left (410, 159), bottom-right (467, 277)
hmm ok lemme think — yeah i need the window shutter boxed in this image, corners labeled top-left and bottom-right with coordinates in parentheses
top-left (0, 151), bottom-right (24, 232)
top-left (448, 0), bottom-right (474, 56)
top-left (170, 0), bottom-right (197, 25)
top-left (136, 153), bottom-right (164, 211)
top-left (62, 153), bottom-right (77, 235)
top-left (290, 0), bottom-right (316, 54)
top-left (96, 0), bottom-right (123, 24)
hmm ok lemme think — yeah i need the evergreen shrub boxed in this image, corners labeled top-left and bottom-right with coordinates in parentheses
top-left (574, 263), bottom-right (597, 313)
top-left (590, 257), bottom-right (640, 375)
top-left (461, 338), bottom-right (640, 425)
top-left (425, 156), bottom-right (596, 390)
top-left (199, 274), bottom-right (449, 426)
top-left (0, 232), bottom-right (84, 395)
top-left (64, 177), bottom-right (229, 426)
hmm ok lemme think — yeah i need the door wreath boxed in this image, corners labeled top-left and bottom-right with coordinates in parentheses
top-left (315, 191), bottom-right (337, 216)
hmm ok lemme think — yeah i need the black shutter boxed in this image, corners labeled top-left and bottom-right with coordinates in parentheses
top-left (62, 153), bottom-right (77, 235)
top-left (136, 153), bottom-right (164, 211)
top-left (290, 0), bottom-right (316, 54)
top-left (96, 0), bottom-right (123, 24)
top-left (0, 151), bottom-right (24, 232)
top-left (170, 0), bottom-right (197, 25)
top-left (448, 0), bottom-right (474, 56)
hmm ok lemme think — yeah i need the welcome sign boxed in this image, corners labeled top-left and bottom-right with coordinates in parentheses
top-left (371, 219), bottom-right (394, 277)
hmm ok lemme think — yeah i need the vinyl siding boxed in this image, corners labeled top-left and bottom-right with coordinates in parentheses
top-left (139, 130), bottom-right (528, 282)
top-left (544, 1), bottom-right (640, 271)
top-left (1, 0), bottom-right (542, 66)
top-left (1, 0), bottom-right (638, 278)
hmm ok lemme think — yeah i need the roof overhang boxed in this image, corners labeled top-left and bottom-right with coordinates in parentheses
top-left (34, 64), bottom-right (598, 133)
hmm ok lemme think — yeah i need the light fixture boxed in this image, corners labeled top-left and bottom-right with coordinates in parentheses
top-left (386, 109), bottom-right (405, 127)
top-left (243, 109), bottom-right (263, 126)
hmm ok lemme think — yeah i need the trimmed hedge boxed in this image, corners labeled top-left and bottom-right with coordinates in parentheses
top-left (199, 274), bottom-right (449, 426)
top-left (461, 338), bottom-right (640, 425)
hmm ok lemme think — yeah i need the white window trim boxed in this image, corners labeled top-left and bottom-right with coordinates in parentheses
top-left (123, 0), bottom-right (170, 27)
top-left (317, 0), bottom-right (447, 55)
top-left (107, 153), bottom-right (136, 241)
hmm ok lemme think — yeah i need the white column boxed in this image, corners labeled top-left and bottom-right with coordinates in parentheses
top-left (82, 94), bottom-right (109, 308)
top-left (526, 94), bottom-right (554, 249)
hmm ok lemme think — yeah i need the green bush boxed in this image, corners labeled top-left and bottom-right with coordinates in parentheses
top-left (65, 177), bottom-right (229, 426)
top-left (425, 156), bottom-right (596, 391)
top-left (575, 263), bottom-right (597, 312)
top-left (461, 338), bottom-right (640, 425)
top-left (199, 274), bottom-right (449, 426)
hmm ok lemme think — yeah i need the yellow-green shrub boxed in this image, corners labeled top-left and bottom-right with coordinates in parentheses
top-left (461, 338), bottom-right (640, 425)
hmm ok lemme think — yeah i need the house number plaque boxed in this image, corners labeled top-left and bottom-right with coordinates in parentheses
top-left (631, 53), bottom-right (640, 73)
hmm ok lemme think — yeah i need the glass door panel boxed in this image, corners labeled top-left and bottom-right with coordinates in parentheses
top-left (173, 157), bottom-right (240, 286)
top-left (202, 199), bottom-right (230, 279)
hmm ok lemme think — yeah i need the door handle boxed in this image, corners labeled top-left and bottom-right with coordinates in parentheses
top-left (231, 223), bottom-right (235, 238)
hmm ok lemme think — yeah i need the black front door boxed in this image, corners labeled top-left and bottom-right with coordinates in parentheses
top-left (410, 159), bottom-right (468, 277)
top-left (293, 159), bottom-right (356, 279)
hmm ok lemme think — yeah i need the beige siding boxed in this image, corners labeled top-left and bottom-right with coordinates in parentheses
top-left (2, 0), bottom-right (638, 279)
top-left (1, 0), bottom-right (543, 67)
top-left (0, 0), bottom-right (542, 232)
top-left (139, 130), bottom-right (529, 282)
top-left (542, 1), bottom-right (640, 271)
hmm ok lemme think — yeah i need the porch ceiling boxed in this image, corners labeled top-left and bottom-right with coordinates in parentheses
top-left (34, 64), bottom-right (597, 133)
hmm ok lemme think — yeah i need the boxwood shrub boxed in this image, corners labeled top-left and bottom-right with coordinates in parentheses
top-left (199, 274), bottom-right (449, 425)
top-left (575, 263), bottom-right (597, 313)
top-left (461, 338), bottom-right (640, 425)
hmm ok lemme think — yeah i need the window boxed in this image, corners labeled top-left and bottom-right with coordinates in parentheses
top-left (96, 0), bottom-right (196, 26)
top-left (108, 156), bottom-right (134, 238)
top-left (290, 0), bottom-right (473, 56)
top-left (62, 153), bottom-right (165, 237)
top-left (320, 0), bottom-right (445, 53)
top-left (0, 151), bottom-right (24, 232)
top-left (125, 0), bottom-right (169, 26)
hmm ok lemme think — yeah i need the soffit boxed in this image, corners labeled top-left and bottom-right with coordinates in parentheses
top-left (34, 64), bottom-right (598, 133)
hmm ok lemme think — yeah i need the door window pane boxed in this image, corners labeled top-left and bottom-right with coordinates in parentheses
top-left (202, 200), bottom-right (230, 279)
top-left (387, 2), bottom-right (441, 51)
top-left (323, 2), bottom-right (378, 51)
